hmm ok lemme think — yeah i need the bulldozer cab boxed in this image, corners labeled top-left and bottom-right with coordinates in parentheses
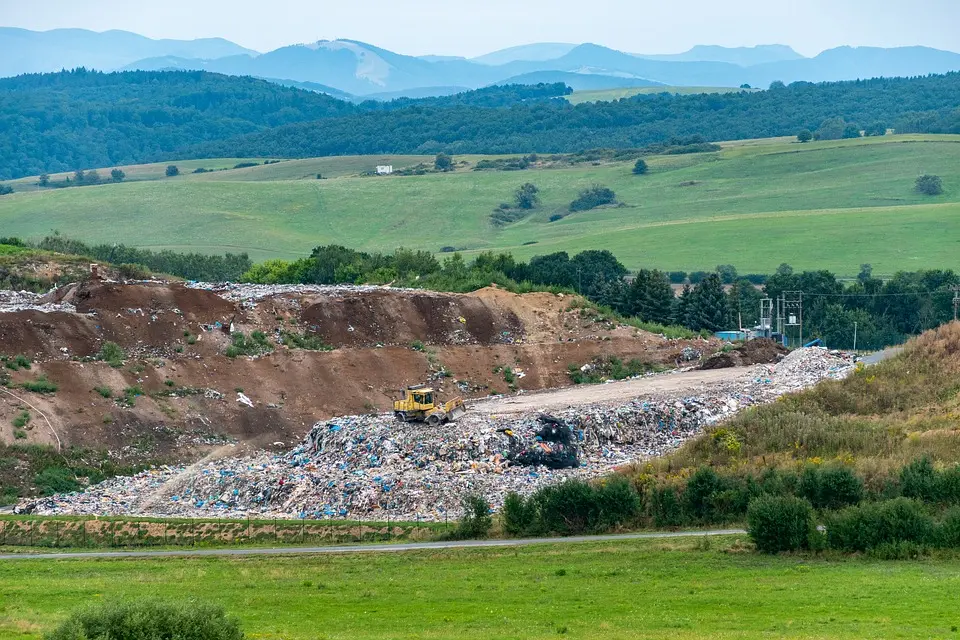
top-left (410, 389), bottom-right (434, 408)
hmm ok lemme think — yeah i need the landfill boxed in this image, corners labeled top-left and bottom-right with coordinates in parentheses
top-left (186, 282), bottom-right (417, 304)
top-left (21, 347), bottom-right (856, 520)
top-left (0, 290), bottom-right (76, 314)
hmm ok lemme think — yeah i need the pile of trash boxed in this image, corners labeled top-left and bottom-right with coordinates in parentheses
top-left (186, 283), bottom-right (416, 304)
top-left (22, 347), bottom-right (857, 521)
top-left (0, 290), bottom-right (76, 314)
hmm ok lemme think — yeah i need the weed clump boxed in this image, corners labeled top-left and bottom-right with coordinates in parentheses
top-left (97, 342), bottom-right (125, 367)
top-left (225, 331), bottom-right (273, 358)
top-left (279, 332), bottom-right (334, 351)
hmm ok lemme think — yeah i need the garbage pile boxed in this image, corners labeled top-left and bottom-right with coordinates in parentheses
top-left (0, 289), bottom-right (76, 314)
top-left (22, 347), bottom-right (857, 520)
top-left (186, 282), bottom-right (416, 304)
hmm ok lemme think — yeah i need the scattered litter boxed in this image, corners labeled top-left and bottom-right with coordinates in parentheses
top-left (237, 393), bottom-right (254, 408)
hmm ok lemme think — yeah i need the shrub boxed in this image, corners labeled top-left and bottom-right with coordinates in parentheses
top-left (826, 498), bottom-right (934, 552)
top-left (165, 165), bottom-right (180, 177)
top-left (279, 332), bottom-right (333, 351)
top-left (900, 456), bottom-right (939, 502)
top-left (595, 475), bottom-right (642, 529)
top-left (651, 485), bottom-right (685, 528)
top-left (798, 465), bottom-right (863, 510)
top-left (667, 271), bottom-right (687, 284)
top-left (747, 495), bottom-right (814, 553)
top-left (502, 492), bottom-right (536, 536)
top-left (110, 168), bottom-right (125, 182)
top-left (454, 493), bottom-right (493, 539)
top-left (915, 174), bottom-right (943, 195)
top-left (117, 263), bottom-right (151, 279)
top-left (46, 599), bottom-right (244, 640)
top-left (4, 354), bottom-right (31, 371)
top-left (533, 480), bottom-right (600, 534)
top-left (21, 375), bottom-right (57, 394)
top-left (35, 466), bottom-right (81, 495)
top-left (569, 185), bottom-right (617, 212)
top-left (683, 467), bottom-right (723, 523)
top-left (12, 410), bottom-right (30, 428)
top-left (797, 129), bottom-right (813, 143)
top-left (97, 342), bottom-right (125, 367)
top-left (225, 331), bottom-right (273, 358)
top-left (936, 507), bottom-right (960, 548)
top-left (632, 159), bottom-right (649, 175)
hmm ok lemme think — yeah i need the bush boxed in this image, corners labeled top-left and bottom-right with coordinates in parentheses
top-left (117, 263), bottom-right (151, 279)
top-left (595, 475), bottom-right (641, 529)
top-left (454, 493), bottom-right (492, 539)
top-left (936, 508), bottom-right (960, 548)
top-left (797, 129), bottom-right (813, 143)
top-left (502, 492), bottom-right (536, 536)
top-left (683, 467), bottom-right (723, 523)
top-left (651, 485), bottom-right (685, 528)
top-left (165, 165), bottom-right (180, 177)
top-left (225, 331), bottom-right (273, 358)
top-left (915, 174), bottom-right (943, 195)
top-left (569, 185), bottom-right (617, 212)
top-left (110, 168), bottom-right (125, 182)
top-left (46, 599), bottom-right (244, 640)
top-left (632, 159), bottom-right (648, 175)
top-left (747, 495), bottom-right (814, 554)
top-left (279, 332), bottom-right (333, 351)
top-left (97, 342), bottom-right (125, 367)
top-left (798, 465), bottom-right (863, 510)
top-left (667, 271), bottom-right (687, 284)
top-left (900, 456), bottom-right (940, 502)
top-left (34, 466), bottom-right (81, 495)
top-left (826, 498), bottom-right (934, 552)
top-left (21, 375), bottom-right (57, 394)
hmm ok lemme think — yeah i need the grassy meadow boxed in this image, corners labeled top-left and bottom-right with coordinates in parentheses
top-left (566, 85), bottom-right (756, 104)
top-left (4, 535), bottom-right (960, 639)
top-left (0, 135), bottom-right (958, 274)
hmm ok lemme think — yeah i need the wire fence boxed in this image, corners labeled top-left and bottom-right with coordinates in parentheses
top-left (0, 514), bottom-right (454, 549)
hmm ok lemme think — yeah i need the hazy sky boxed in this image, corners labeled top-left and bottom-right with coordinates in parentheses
top-left (5, 0), bottom-right (960, 56)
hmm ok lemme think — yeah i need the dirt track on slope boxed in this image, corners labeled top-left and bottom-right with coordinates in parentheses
top-left (473, 366), bottom-right (760, 415)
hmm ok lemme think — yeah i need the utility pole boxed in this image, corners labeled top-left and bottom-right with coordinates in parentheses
top-left (853, 321), bottom-right (858, 352)
top-left (783, 291), bottom-right (804, 348)
top-left (951, 285), bottom-right (960, 322)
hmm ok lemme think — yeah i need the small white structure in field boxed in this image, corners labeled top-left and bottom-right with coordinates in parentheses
top-left (376, 165), bottom-right (394, 175)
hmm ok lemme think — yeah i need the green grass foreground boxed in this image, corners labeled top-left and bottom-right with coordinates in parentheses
top-left (3, 536), bottom-right (960, 639)
top-left (1, 135), bottom-right (959, 274)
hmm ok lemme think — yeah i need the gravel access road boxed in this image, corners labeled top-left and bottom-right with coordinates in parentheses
top-left (0, 529), bottom-right (746, 561)
top-left (473, 366), bottom-right (762, 415)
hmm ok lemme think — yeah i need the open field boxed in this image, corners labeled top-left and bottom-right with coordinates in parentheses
top-left (3, 535), bottom-right (960, 639)
top-left (1, 135), bottom-right (959, 273)
top-left (567, 86), bottom-right (757, 104)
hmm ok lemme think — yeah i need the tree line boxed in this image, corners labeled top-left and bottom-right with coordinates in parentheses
top-left (5, 68), bottom-right (960, 179)
top-left (239, 244), bottom-right (959, 350)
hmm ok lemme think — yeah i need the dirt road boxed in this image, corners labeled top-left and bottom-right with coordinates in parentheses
top-left (472, 366), bottom-right (760, 415)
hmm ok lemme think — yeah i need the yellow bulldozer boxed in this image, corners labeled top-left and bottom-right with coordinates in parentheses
top-left (393, 385), bottom-right (466, 426)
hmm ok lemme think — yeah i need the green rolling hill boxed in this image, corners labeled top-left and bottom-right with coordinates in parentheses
top-left (1, 135), bottom-right (958, 275)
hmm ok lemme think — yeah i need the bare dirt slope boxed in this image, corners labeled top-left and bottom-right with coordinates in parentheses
top-left (0, 281), bottom-right (719, 464)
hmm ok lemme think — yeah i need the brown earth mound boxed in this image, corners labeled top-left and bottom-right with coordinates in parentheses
top-left (700, 338), bottom-right (788, 370)
top-left (0, 282), bottom-right (719, 470)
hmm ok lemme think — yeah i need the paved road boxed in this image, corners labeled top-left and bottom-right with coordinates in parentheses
top-left (0, 529), bottom-right (745, 561)
top-left (861, 346), bottom-right (903, 365)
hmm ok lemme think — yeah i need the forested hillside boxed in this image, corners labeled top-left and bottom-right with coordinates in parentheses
top-left (0, 69), bottom-right (355, 179)
top-left (3, 69), bottom-right (960, 179)
top-left (196, 73), bottom-right (960, 158)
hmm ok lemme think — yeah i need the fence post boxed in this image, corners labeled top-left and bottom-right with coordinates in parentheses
top-left (54, 520), bottom-right (60, 548)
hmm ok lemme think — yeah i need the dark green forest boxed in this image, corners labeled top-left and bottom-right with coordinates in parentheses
top-left (3, 69), bottom-right (960, 179)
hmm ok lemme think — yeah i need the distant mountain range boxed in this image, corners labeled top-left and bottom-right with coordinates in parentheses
top-left (4, 27), bottom-right (960, 99)
top-left (0, 27), bottom-right (256, 77)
